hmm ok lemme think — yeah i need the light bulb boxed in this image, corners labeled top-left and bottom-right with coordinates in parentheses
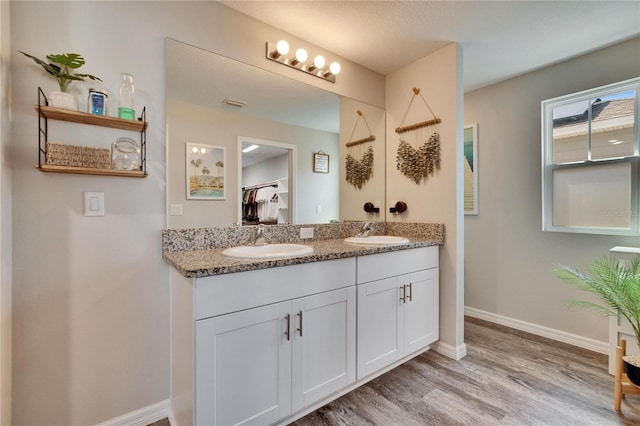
top-left (200, 148), bottom-right (207, 154)
top-left (329, 62), bottom-right (341, 75)
top-left (191, 147), bottom-right (198, 154)
top-left (295, 48), bottom-right (308, 63)
top-left (276, 40), bottom-right (289, 56)
top-left (313, 55), bottom-right (326, 69)
top-left (289, 48), bottom-right (308, 66)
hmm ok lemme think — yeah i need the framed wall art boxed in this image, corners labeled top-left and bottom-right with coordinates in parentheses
top-left (464, 123), bottom-right (478, 215)
top-left (313, 151), bottom-right (330, 173)
top-left (186, 143), bottom-right (226, 200)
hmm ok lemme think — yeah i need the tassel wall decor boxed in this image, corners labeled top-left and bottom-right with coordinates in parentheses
top-left (345, 110), bottom-right (376, 189)
top-left (395, 87), bottom-right (441, 184)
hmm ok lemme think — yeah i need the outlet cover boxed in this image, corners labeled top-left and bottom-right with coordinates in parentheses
top-left (300, 227), bottom-right (314, 239)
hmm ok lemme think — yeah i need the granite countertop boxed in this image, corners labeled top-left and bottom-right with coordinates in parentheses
top-left (163, 237), bottom-right (441, 278)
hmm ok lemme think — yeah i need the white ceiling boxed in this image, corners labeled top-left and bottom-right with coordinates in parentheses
top-left (221, 0), bottom-right (640, 92)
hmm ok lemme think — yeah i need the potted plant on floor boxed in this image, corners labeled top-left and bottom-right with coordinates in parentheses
top-left (19, 51), bottom-right (102, 111)
top-left (554, 255), bottom-right (640, 386)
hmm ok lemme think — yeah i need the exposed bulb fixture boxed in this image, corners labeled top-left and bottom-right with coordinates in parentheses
top-left (289, 48), bottom-right (308, 66)
top-left (270, 40), bottom-right (289, 59)
top-left (324, 61), bottom-right (341, 78)
top-left (310, 55), bottom-right (325, 72)
top-left (265, 41), bottom-right (339, 83)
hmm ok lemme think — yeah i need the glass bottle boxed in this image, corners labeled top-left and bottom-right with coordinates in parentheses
top-left (118, 72), bottom-right (135, 120)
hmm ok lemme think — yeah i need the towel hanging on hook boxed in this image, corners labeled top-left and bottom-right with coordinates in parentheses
top-left (395, 87), bottom-right (441, 184)
top-left (345, 110), bottom-right (375, 189)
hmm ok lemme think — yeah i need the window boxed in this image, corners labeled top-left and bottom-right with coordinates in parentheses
top-left (542, 78), bottom-right (640, 235)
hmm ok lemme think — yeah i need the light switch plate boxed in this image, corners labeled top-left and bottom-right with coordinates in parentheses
top-left (170, 204), bottom-right (183, 215)
top-left (84, 192), bottom-right (104, 217)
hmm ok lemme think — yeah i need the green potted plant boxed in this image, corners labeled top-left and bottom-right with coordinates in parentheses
top-left (19, 51), bottom-right (102, 111)
top-left (554, 255), bottom-right (640, 385)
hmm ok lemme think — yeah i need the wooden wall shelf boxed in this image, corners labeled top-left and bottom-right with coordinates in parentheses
top-left (35, 164), bottom-right (148, 178)
top-left (34, 105), bottom-right (147, 132)
top-left (34, 87), bottom-right (149, 178)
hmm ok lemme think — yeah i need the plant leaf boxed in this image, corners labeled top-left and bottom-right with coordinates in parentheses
top-left (554, 254), bottom-right (640, 351)
top-left (46, 53), bottom-right (85, 69)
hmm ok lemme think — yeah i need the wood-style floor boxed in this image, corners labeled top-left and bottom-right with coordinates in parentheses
top-left (149, 317), bottom-right (640, 426)
top-left (292, 317), bottom-right (640, 426)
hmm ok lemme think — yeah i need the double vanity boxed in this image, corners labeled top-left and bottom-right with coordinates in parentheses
top-left (163, 222), bottom-right (444, 426)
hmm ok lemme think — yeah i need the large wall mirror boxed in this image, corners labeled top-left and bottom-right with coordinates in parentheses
top-left (166, 38), bottom-right (385, 228)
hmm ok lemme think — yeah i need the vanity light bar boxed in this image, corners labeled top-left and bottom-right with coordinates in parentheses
top-left (266, 41), bottom-right (340, 84)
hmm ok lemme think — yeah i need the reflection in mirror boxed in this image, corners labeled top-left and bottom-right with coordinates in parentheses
top-left (239, 137), bottom-right (294, 225)
top-left (340, 99), bottom-right (386, 223)
top-left (165, 38), bottom-right (385, 228)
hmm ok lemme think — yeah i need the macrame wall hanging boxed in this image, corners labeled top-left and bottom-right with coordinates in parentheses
top-left (345, 110), bottom-right (376, 189)
top-left (395, 87), bottom-right (442, 184)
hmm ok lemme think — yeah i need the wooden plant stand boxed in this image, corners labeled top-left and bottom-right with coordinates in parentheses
top-left (614, 339), bottom-right (640, 411)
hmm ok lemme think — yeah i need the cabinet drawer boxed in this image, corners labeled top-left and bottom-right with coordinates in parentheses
top-left (356, 246), bottom-right (438, 284)
top-left (195, 257), bottom-right (356, 319)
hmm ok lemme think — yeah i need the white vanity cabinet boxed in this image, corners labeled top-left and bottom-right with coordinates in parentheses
top-left (195, 301), bottom-right (291, 426)
top-left (356, 246), bottom-right (439, 379)
top-left (168, 245), bottom-right (441, 426)
top-left (192, 258), bottom-right (356, 426)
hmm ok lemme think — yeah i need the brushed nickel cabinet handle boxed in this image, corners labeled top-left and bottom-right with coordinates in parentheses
top-left (297, 310), bottom-right (303, 337)
top-left (400, 285), bottom-right (406, 303)
top-left (407, 282), bottom-right (413, 302)
top-left (284, 313), bottom-right (291, 341)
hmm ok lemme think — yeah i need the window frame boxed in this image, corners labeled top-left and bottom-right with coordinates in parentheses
top-left (541, 77), bottom-right (640, 236)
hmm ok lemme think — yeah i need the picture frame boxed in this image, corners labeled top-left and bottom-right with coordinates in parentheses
top-left (313, 151), bottom-right (330, 173)
top-left (464, 123), bottom-right (479, 215)
top-left (186, 143), bottom-right (226, 200)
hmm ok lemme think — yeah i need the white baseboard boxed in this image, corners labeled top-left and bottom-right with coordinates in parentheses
top-left (432, 341), bottom-right (467, 360)
top-left (464, 306), bottom-right (608, 354)
top-left (168, 410), bottom-right (177, 426)
top-left (97, 399), bottom-right (170, 426)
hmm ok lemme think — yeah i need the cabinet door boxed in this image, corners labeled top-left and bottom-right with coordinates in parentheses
top-left (356, 277), bottom-right (403, 380)
top-left (403, 268), bottom-right (439, 355)
top-left (291, 287), bottom-right (356, 411)
top-left (195, 302), bottom-right (292, 426)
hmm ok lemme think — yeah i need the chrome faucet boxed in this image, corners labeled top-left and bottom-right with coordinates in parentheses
top-left (356, 222), bottom-right (373, 238)
top-left (251, 224), bottom-right (267, 246)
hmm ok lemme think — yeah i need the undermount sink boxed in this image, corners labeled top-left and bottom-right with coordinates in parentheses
top-left (344, 235), bottom-right (410, 247)
top-left (222, 243), bottom-right (314, 260)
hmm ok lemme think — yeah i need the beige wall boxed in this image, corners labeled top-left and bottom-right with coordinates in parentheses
top-left (464, 37), bottom-right (640, 347)
top-left (9, 1), bottom-right (383, 424)
top-left (1, 1), bottom-right (12, 425)
top-left (385, 43), bottom-right (465, 356)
